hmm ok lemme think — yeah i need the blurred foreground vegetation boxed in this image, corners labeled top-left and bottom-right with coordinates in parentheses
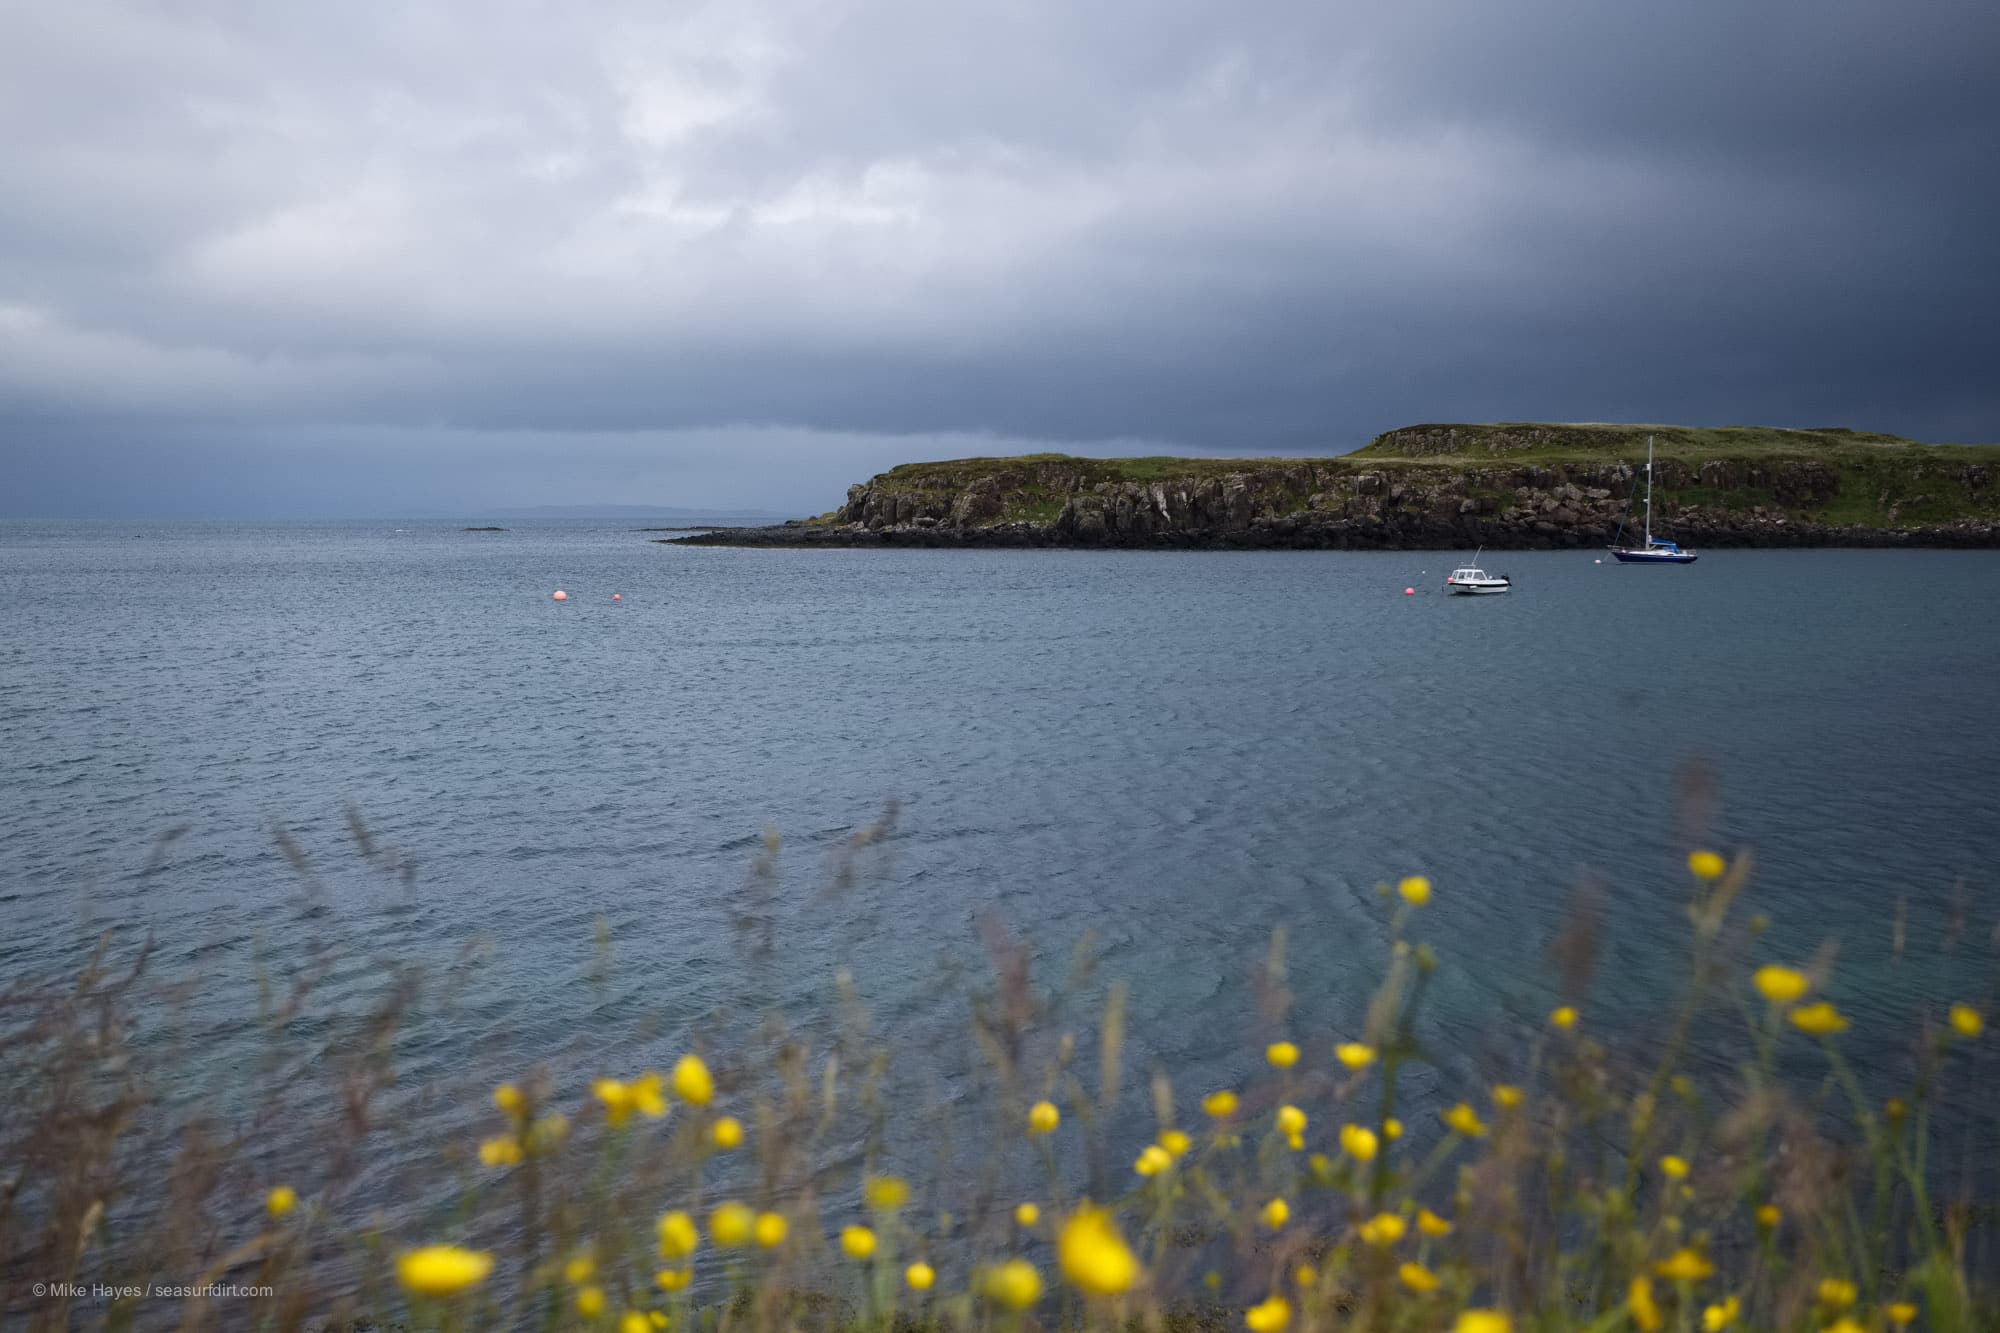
top-left (2, 833), bottom-right (1996, 1333)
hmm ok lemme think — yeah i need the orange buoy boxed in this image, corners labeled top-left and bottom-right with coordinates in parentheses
top-left (552, 590), bottom-right (568, 601)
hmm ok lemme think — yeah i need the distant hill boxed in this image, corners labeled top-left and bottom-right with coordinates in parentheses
top-left (492, 504), bottom-right (796, 522)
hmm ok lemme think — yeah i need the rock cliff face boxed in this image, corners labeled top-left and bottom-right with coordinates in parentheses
top-left (669, 426), bottom-right (2000, 550)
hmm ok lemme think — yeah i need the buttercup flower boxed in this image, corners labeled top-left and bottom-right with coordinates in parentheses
top-left (1629, 1277), bottom-right (1663, 1333)
top-left (1454, 1313), bottom-right (1511, 1333)
top-left (1659, 1155), bottom-right (1690, 1180)
top-left (397, 1246), bottom-right (494, 1298)
top-left (656, 1211), bottom-right (699, 1260)
top-left (1340, 1123), bottom-right (1380, 1162)
top-left (985, 1259), bottom-right (1043, 1308)
top-left (1754, 1204), bottom-right (1780, 1230)
top-left (493, 1083), bottom-right (525, 1117)
top-left (1399, 1262), bottom-right (1441, 1293)
top-left (1028, 1100), bottom-right (1060, 1134)
top-left (1293, 1264), bottom-right (1317, 1289)
top-left (1058, 1205), bottom-right (1141, 1296)
top-left (1791, 1002), bottom-right (1850, 1035)
top-left (1261, 1198), bottom-right (1290, 1231)
top-left (1384, 1117), bottom-right (1404, 1140)
top-left (709, 1202), bottom-right (755, 1248)
top-left (1159, 1129), bottom-right (1192, 1158)
top-left (1398, 875), bottom-right (1432, 906)
top-left (1550, 1006), bottom-right (1578, 1030)
top-left (478, 1136), bottom-right (523, 1167)
top-left (1245, 1295), bottom-right (1291, 1332)
top-left (1202, 1090), bottom-right (1240, 1119)
top-left (1266, 1041), bottom-right (1300, 1069)
top-left (1702, 1297), bottom-right (1742, 1332)
top-left (709, 1116), bottom-right (744, 1150)
top-left (621, 1313), bottom-right (650, 1333)
top-left (1818, 1278), bottom-right (1858, 1310)
top-left (576, 1286), bottom-right (605, 1317)
top-left (1950, 1005), bottom-right (1984, 1038)
top-left (1442, 1103), bottom-right (1488, 1138)
top-left (671, 1054), bottom-right (714, 1106)
top-left (595, 1078), bottom-right (634, 1126)
top-left (1753, 965), bottom-right (1810, 1006)
top-left (1359, 1213), bottom-right (1407, 1246)
top-left (1015, 1202), bottom-right (1041, 1228)
top-left (1335, 1042), bottom-right (1377, 1070)
top-left (906, 1262), bottom-right (936, 1291)
top-left (1417, 1208), bottom-right (1454, 1237)
top-left (564, 1253), bottom-right (596, 1284)
top-left (865, 1176), bottom-right (911, 1211)
top-left (631, 1071), bottom-right (667, 1118)
top-left (1888, 1302), bottom-right (1918, 1326)
top-left (841, 1226), bottom-right (878, 1260)
top-left (1688, 851), bottom-right (1726, 880)
top-left (754, 1212), bottom-right (788, 1248)
top-left (1492, 1084), bottom-right (1524, 1110)
top-left (1656, 1248), bottom-right (1715, 1281)
top-left (1276, 1104), bottom-right (1307, 1138)
top-left (655, 1269), bottom-right (692, 1292)
top-left (266, 1186), bottom-right (296, 1219)
top-left (1135, 1145), bottom-right (1173, 1176)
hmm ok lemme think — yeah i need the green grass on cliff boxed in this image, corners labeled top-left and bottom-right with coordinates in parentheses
top-left (1352, 423), bottom-right (1998, 467)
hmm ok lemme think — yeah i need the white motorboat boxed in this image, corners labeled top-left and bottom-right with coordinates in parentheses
top-left (1444, 559), bottom-right (1511, 595)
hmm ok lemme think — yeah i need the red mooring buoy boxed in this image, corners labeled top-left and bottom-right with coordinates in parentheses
top-left (552, 590), bottom-right (568, 601)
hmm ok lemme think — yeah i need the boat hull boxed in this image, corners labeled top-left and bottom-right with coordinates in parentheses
top-left (1610, 548), bottom-right (1698, 564)
top-left (1444, 581), bottom-right (1510, 594)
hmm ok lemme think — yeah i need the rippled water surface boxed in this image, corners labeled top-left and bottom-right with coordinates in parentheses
top-left (4, 521), bottom-right (1997, 1175)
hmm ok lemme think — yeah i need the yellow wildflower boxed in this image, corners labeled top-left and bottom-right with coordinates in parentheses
top-left (1950, 1005), bottom-right (1984, 1038)
top-left (1028, 1100), bottom-right (1060, 1134)
top-left (1754, 1204), bottom-right (1780, 1230)
top-left (1398, 875), bottom-right (1432, 906)
top-left (985, 1259), bottom-right (1043, 1308)
top-left (528, 1113), bottom-right (568, 1150)
top-left (1417, 1208), bottom-right (1454, 1237)
top-left (1308, 1153), bottom-right (1335, 1184)
top-left (631, 1071), bottom-right (667, 1118)
top-left (1266, 1041), bottom-right (1300, 1069)
top-left (396, 1246), bottom-right (494, 1298)
top-left (1058, 1205), bottom-right (1141, 1296)
top-left (1791, 1002), bottom-right (1850, 1035)
top-left (1159, 1129), bottom-right (1192, 1158)
top-left (595, 1078), bottom-right (634, 1126)
top-left (1550, 1006), bottom-right (1578, 1030)
top-left (1015, 1202), bottom-right (1041, 1228)
top-left (1818, 1278), bottom-right (1858, 1310)
top-left (1276, 1104), bottom-right (1307, 1138)
top-left (709, 1202), bottom-right (755, 1248)
top-left (621, 1314), bottom-right (650, 1333)
top-left (841, 1226), bottom-right (877, 1260)
top-left (493, 1082), bottom-right (525, 1116)
top-left (1359, 1212), bottom-right (1407, 1246)
top-left (670, 1054), bottom-right (714, 1106)
top-left (905, 1262), bottom-right (936, 1291)
top-left (1294, 1264), bottom-right (1317, 1289)
top-left (576, 1286), bottom-right (605, 1317)
top-left (1399, 1262), bottom-right (1441, 1293)
top-left (1888, 1302), bottom-right (1918, 1326)
top-left (709, 1116), bottom-right (744, 1150)
top-left (656, 1210), bottom-right (699, 1260)
top-left (649, 1315), bottom-right (667, 1331)
top-left (1340, 1123), bottom-right (1380, 1162)
top-left (1753, 965), bottom-right (1810, 1005)
top-left (1629, 1276), bottom-right (1662, 1333)
top-left (1688, 851), bottom-right (1726, 880)
top-left (1261, 1198), bottom-right (1290, 1231)
top-left (1245, 1296), bottom-right (1292, 1333)
top-left (655, 1269), bottom-right (692, 1292)
top-left (1202, 1090), bottom-right (1240, 1119)
top-left (478, 1136), bottom-right (523, 1167)
top-left (754, 1213), bottom-right (788, 1248)
top-left (1827, 1321), bottom-right (1866, 1333)
top-left (265, 1186), bottom-right (297, 1219)
top-left (1702, 1297), bottom-right (1741, 1332)
top-left (1335, 1042), bottom-right (1377, 1070)
top-left (1384, 1117), bottom-right (1404, 1140)
top-left (1135, 1144), bottom-right (1173, 1176)
top-left (1656, 1248), bottom-right (1715, 1281)
top-left (564, 1252), bottom-right (596, 1284)
top-left (1454, 1313), bottom-right (1511, 1333)
top-left (1659, 1155), bottom-right (1690, 1180)
top-left (1442, 1103), bottom-right (1488, 1138)
top-left (1492, 1084), bottom-right (1524, 1110)
top-left (864, 1175), bottom-right (911, 1211)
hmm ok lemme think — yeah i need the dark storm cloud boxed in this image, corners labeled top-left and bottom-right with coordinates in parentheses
top-left (1, 0), bottom-right (1995, 515)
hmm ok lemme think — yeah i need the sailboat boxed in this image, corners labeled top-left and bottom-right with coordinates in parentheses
top-left (1609, 436), bottom-right (1698, 564)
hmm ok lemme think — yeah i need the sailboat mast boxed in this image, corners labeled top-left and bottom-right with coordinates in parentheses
top-left (1643, 435), bottom-right (1654, 545)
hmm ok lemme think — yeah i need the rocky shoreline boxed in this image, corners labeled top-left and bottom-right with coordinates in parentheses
top-left (663, 425), bottom-right (2000, 551)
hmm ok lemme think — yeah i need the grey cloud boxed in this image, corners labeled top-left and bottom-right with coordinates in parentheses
top-left (1, 0), bottom-right (1995, 516)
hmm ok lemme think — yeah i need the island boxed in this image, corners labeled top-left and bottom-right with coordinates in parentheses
top-left (663, 423), bottom-right (2000, 550)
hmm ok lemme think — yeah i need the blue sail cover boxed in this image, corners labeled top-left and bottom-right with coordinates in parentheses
top-left (1650, 540), bottom-right (1681, 552)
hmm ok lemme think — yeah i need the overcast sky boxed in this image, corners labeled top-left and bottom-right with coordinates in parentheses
top-left (2, 0), bottom-right (1996, 517)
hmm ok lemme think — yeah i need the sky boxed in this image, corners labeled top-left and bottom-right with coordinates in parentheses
top-left (2, 1), bottom-right (1996, 518)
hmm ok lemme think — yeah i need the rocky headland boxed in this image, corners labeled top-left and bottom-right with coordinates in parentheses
top-left (666, 424), bottom-right (2000, 550)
